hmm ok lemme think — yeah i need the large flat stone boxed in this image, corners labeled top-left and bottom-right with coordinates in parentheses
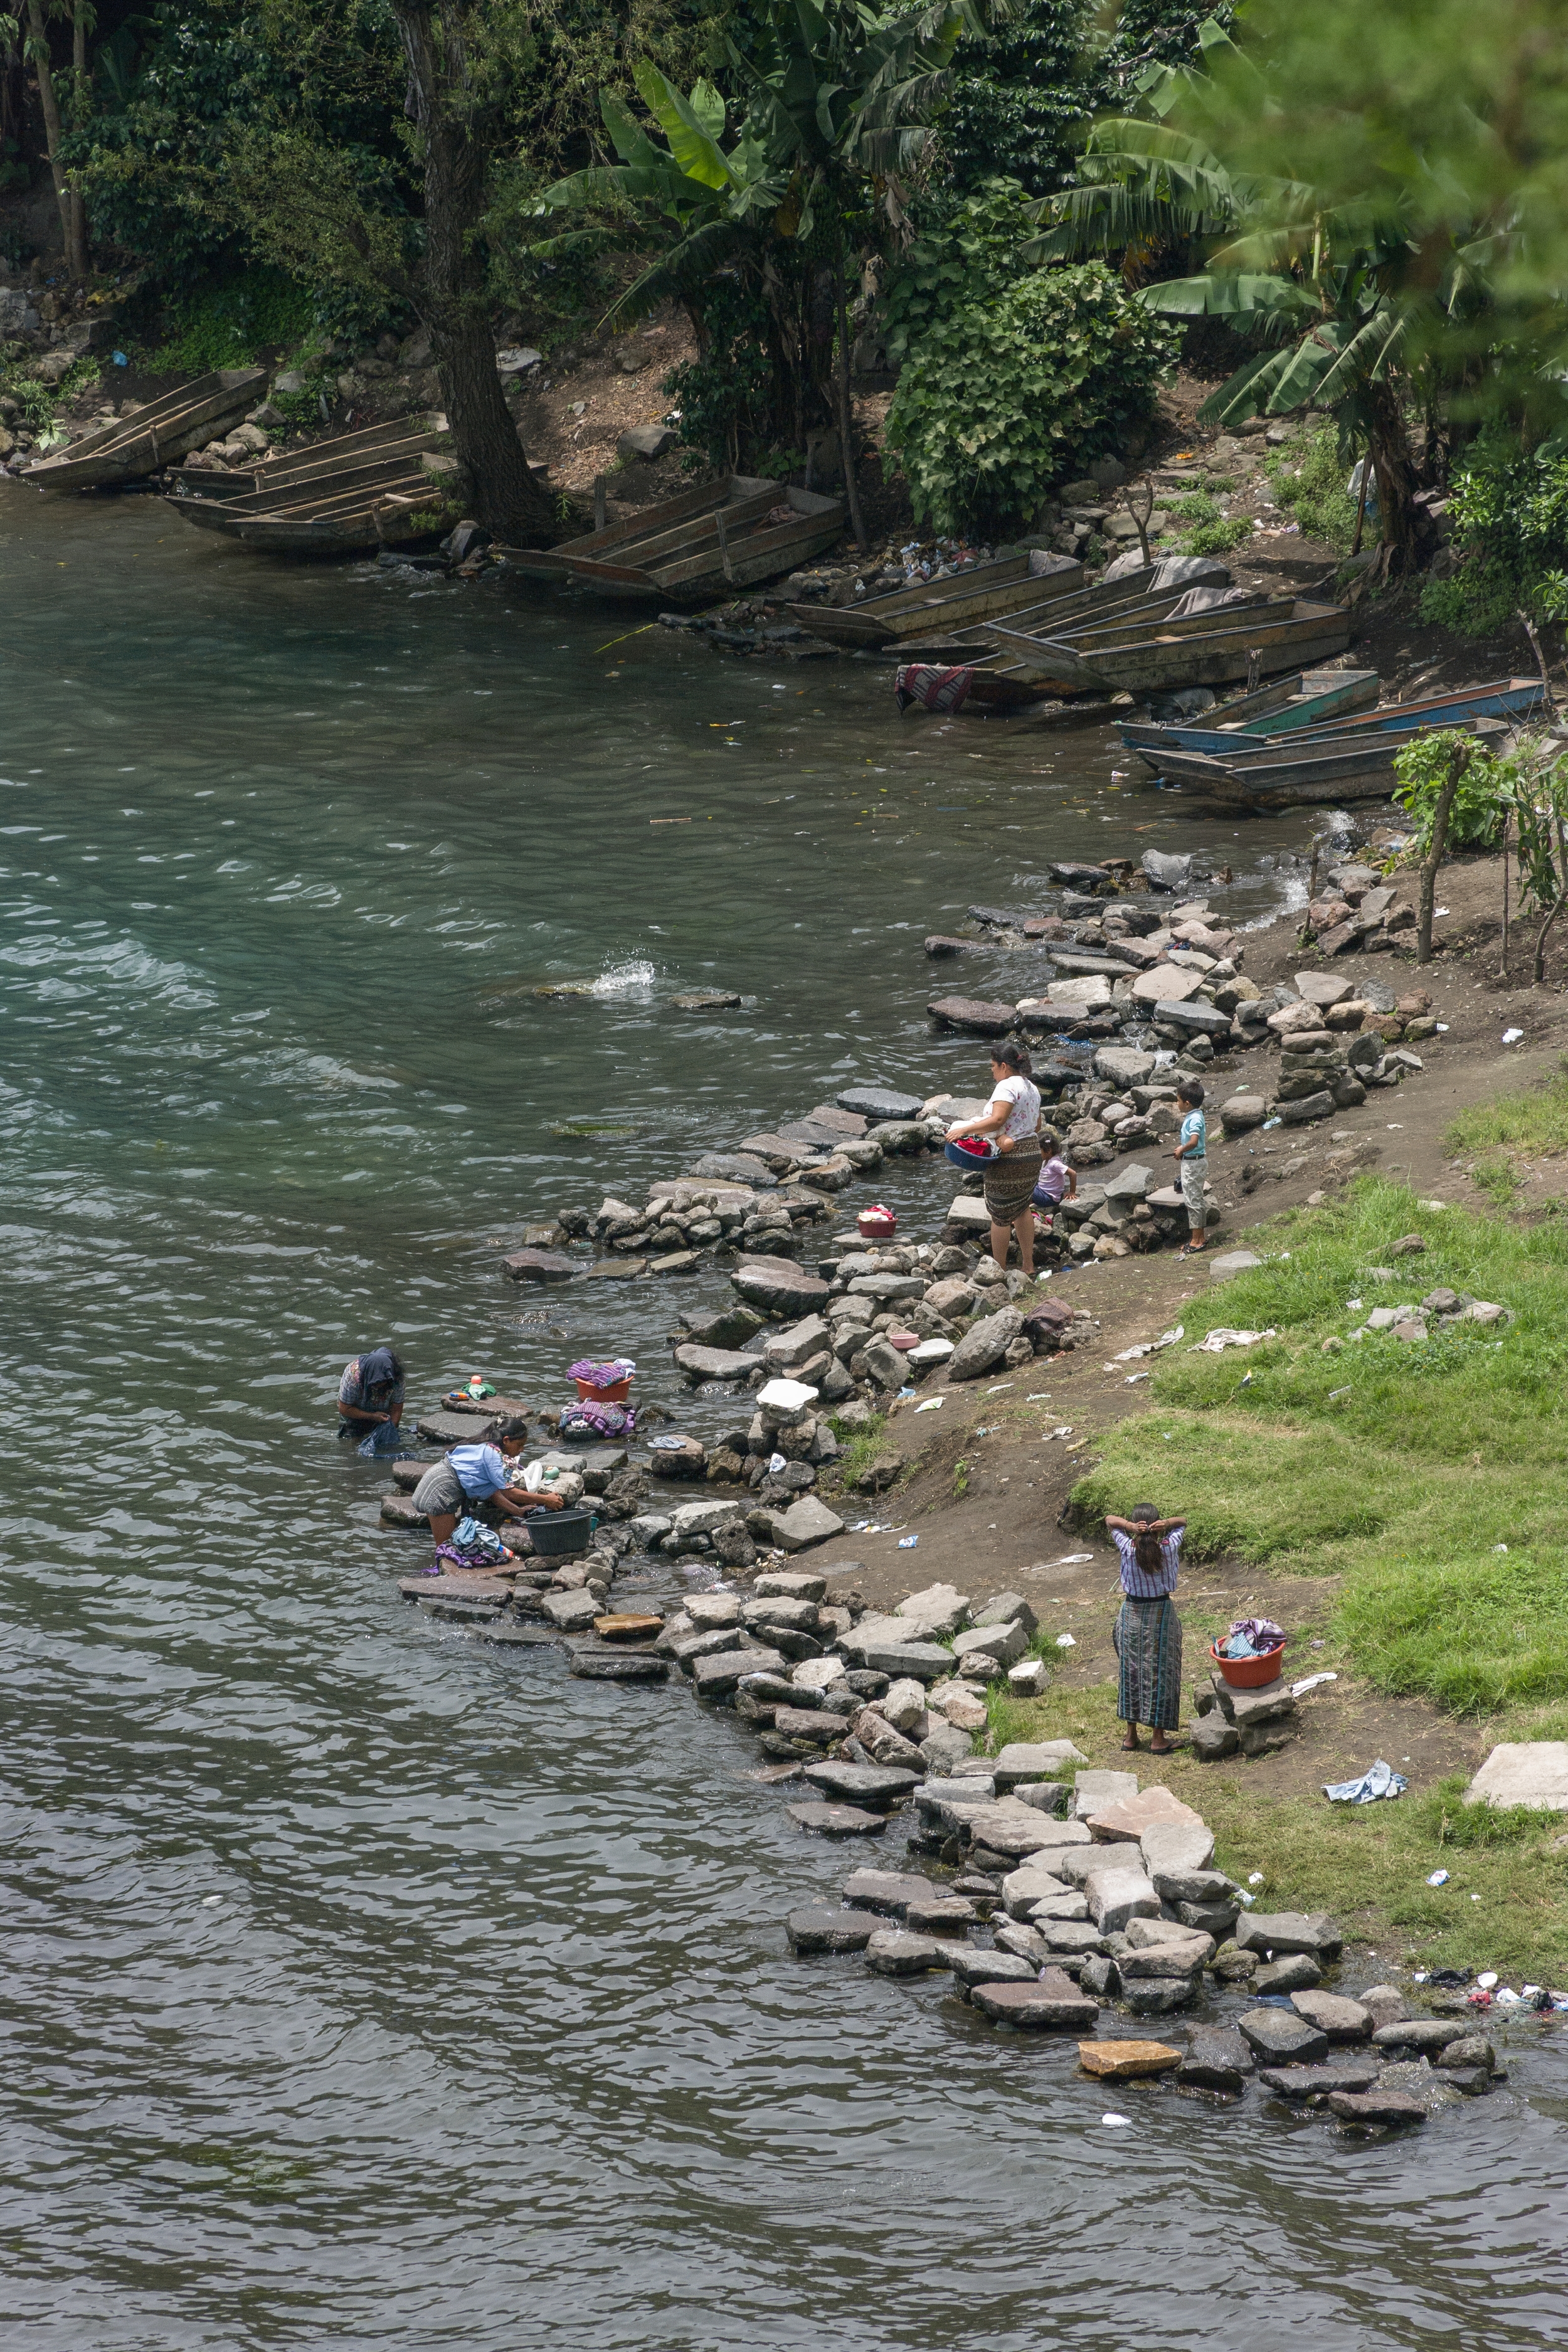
top-left (540, 1590), bottom-right (601, 1631)
top-left (769, 1496), bottom-right (846, 1552)
top-left (893, 1582), bottom-right (973, 1638)
top-left (1291, 1990), bottom-right (1373, 2040)
top-left (840, 1635), bottom-right (954, 1682)
top-left (1086, 1787), bottom-right (1206, 1844)
top-left (993, 1740), bottom-right (1087, 1792)
top-left (690, 1645), bottom-right (787, 1695)
top-left (1130, 963), bottom-right (1206, 1004)
top-left (1327, 2089), bottom-right (1427, 2127)
top-left (865, 1928), bottom-right (952, 1975)
top-left (1257, 2063), bottom-right (1380, 2100)
top-left (841, 1868), bottom-right (933, 1916)
top-left (952, 1619), bottom-right (1028, 1668)
top-left (972, 1970), bottom-right (1099, 2029)
top-left (928, 995), bottom-right (1019, 1036)
top-left (787, 1801), bottom-right (887, 1837)
top-left (568, 1649), bottom-right (670, 1682)
top-left (730, 1255), bottom-right (831, 1316)
top-left (502, 1247), bottom-right (579, 1283)
top-left (786, 1907), bottom-right (883, 1953)
top-left (1001, 1865), bottom-right (1072, 1917)
top-left (1236, 1910), bottom-right (1343, 1961)
top-left (1088, 1869), bottom-right (1160, 1933)
top-left (1140, 1821), bottom-right (1217, 1888)
top-left (1073, 1769), bottom-right (1140, 1818)
top-left (1237, 2008), bottom-right (1329, 2065)
top-left (1078, 2038), bottom-right (1182, 2081)
top-left (960, 1804), bottom-right (1093, 1862)
top-left (673, 1343), bottom-right (761, 1384)
top-left (1370, 2018), bottom-right (1473, 2053)
top-left (802, 1761), bottom-right (921, 1807)
top-left (948, 1949), bottom-right (1041, 1993)
top-left (1465, 1741), bottom-right (1568, 1810)
top-left (837, 1085), bottom-right (924, 1121)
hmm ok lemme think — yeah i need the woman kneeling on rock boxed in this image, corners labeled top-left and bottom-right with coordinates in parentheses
top-left (1104, 1503), bottom-right (1186, 1755)
top-left (945, 1037), bottom-right (1044, 1277)
top-left (412, 1419), bottom-right (564, 1553)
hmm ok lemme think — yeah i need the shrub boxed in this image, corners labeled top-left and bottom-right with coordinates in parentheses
top-left (660, 277), bottom-right (780, 471)
top-left (881, 177), bottom-right (1040, 368)
top-left (1181, 515), bottom-right (1253, 556)
top-left (141, 269), bottom-right (315, 374)
top-left (1418, 431), bottom-right (1568, 636)
top-left (885, 262), bottom-right (1180, 538)
top-left (1392, 733), bottom-right (1510, 851)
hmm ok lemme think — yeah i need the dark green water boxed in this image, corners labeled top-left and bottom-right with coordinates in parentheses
top-left (2, 486), bottom-right (1562, 2349)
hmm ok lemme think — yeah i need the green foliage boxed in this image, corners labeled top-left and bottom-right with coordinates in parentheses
top-left (1070, 1178), bottom-right (1568, 1718)
top-left (660, 275), bottom-right (778, 467)
top-left (1266, 426), bottom-right (1359, 549)
top-left (139, 268), bottom-right (315, 374)
top-left (1392, 731), bottom-right (1509, 852)
top-left (940, 0), bottom-right (1099, 198)
top-left (885, 261), bottom-right (1180, 536)
top-left (881, 177), bottom-right (1039, 366)
top-left (827, 1410), bottom-right (888, 1492)
top-left (1170, 489), bottom-right (1219, 522)
top-left (1447, 1062), bottom-right (1568, 1167)
top-left (1418, 432), bottom-right (1568, 636)
top-left (1, 353), bottom-right (102, 442)
top-left (1179, 514), bottom-right (1251, 554)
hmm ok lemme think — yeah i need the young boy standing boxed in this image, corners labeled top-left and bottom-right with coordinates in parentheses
top-left (1173, 1079), bottom-right (1207, 1253)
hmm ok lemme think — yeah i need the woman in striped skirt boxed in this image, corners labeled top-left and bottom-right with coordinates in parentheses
top-left (944, 1039), bottom-right (1044, 1276)
top-left (1104, 1504), bottom-right (1187, 1754)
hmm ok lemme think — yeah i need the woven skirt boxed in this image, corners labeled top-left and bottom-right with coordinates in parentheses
top-left (1114, 1594), bottom-right (1183, 1729)
top-left (983, 1138), bottom-right (1043, 1221)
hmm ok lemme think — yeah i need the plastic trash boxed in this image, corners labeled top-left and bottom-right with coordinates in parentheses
top-left (201, 1895), bottom-right (222, 1907)
top-left (1477, 1971), bottom-right (1499, 1989)
top-left (1101, 2114), bottom-right (1133, 2128)
top-left (768, 1452), bottom-right (787, 1475)
top-left (1248, 1872), bottom-right (1266, 1887)
top-left (1290, 1671), bottom-right (1338, 1697)
top-left (1261, 1116), bottom-right (1283, 1130)
top-left (112, 348), bottom-right (128, 366)
top-left (898, 1535), bottom-right (919, 1549)
top-left (1427, 1869), bottom-right (1450, 1887)
top-left (1324, 1759), bottom-right (1408, 1803)
top-left (1503, 1027), bottom-right (1524, 1045)
top-left (914, 1397), bottom-right (945, 1412)
top-left (1056, 1633), bottom-right (1076, 1648)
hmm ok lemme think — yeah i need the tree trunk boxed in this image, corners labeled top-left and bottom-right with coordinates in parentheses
top-left (24, 0), bottom-right (87, 280)
top-left (388, 1), bottom-right (553, 544)
top-left (832, 228), bottom-right (867, 553)
top-left (1416, 742), bottom-right (1470, 964)
top-left (1367, 378), bottom-right (1421, 575)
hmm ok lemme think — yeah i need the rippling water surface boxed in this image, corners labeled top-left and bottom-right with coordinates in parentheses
top-left (3, 489), bottom-right (1564, 2349)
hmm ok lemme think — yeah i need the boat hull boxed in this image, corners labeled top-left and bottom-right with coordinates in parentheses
top-left (496, 475), bottom-right (845, 604)
top-left (20, 368), bottom-right (268, 493)
top-left (986, 600), bottom-right (1353, 694)
top-left (789, 553), bottom-right (1083, 648)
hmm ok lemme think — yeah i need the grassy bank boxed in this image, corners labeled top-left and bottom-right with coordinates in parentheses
top-left (985, 1163), bottom-right (1568, 1978)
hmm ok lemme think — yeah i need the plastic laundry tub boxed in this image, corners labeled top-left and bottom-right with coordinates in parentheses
top-left (526, 1505), bottom-right (595, 1558)
top-left (1210, 1640), bottom-right (1287, 1688)
top-left (857, 1206), bottom-right (898, 1240)
top-left (575, 1375), bottom-right (631, 1404)
top-left (944, 1138), bottom-right (997, 1172)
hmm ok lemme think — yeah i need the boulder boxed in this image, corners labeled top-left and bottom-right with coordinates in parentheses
top-left (1220, 1096), bottom-right (1269, 1135)
top-left (993, 1740), bottom-right (1087, 1792)
top-left (864, 1928), bottom-right (952, 1975)
top-left (1326, 2089), bottom-right (1427, 2128)
top-left (730, 1256), bottom-right (830, 1316)
top-left (1084, 1787), bottom-right (1206, 1844)
top-left (502, 1247), bottom-right (579, 1283)
top-left (1073, 1769), bottom-right (1140, 1818)
top-left (1237, 2008), bottom-right (1330, 2066)
top-left (785, 1907), bottom-right (882, 1953)
top-left (674, 1343), bottom-right (761, 1385)
top-left (1370, 2018), bottom-right (1473, 2053)
top-left (1357, 1984), bottom-right (1408, 2030)
top-left (1078, 2040), bottom-right (1182, 2080)
top-left (894, 1582), bottom-right (972, 1638)
top-left (1291, 1990), bottom-right (1373, 2040)
top-left (1142, 850), bottom-right (1192, 891)
top-left (928, 996), bottom-right (1019, 1036)
top-left (1236, 1910), bottom-right (1342, 1961)
top-left (947, 1306), bottom-right (1025, 1380)
top-left (1130, 965), bottom-right (1207, 1005)
top-left (842, 1635), bottom-right (954, 1682)
top-left (1254, 1954), bottom-right (1322, 1995)
top-left (948, 1949), bottom-right (1041, 1994)
top-left (1465, 1742), bottom-right (1568, 1809)
top-left (840, 1868), bottom-right (935, 1916)
top-left (1295, 972), bottom-right (1354, 1007)
top-left (971, 1970), bottom-right (1099, 2028)
top-left (1087, 1868), bottom-right (1161, 1934)
top-left (1180, 2026), bottom-right (1254, 2092)
top-left (953, 1620), bottom-right (1029, 1668)
top-left (787, 1801), bottom-right (887, 1836)
top-left (618, 422), bottom-right (679, 460)
top-left (1139, 1821), bottom-right (1217, 1886)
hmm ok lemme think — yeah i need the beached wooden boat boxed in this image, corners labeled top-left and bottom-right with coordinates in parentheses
top-left (19, 367), bottom-right (267, 493)
top-left (166, 415), bottom-right (463, 555)
top-left (1120, 669), bottom-right (1380, 761)
top-left (787, 551), bottom-right (1083, 649)
top-left (1126, 672), bottom-right (1544, 772)
top-left (983, 596), bottom-right (1352, 696)
top-left (1158, 714), bottom-right (1512, 809)
top-left (892, 565), bottom-right (1166, 672)
top-left (496, 475), bottom-right (845, 603)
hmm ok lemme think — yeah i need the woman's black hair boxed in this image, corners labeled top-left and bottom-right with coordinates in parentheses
top-left (494, 1414), bottom-right (531, 1443)
top-left (1176, 1076), bottom-right (1205, 1106)
top-left (1130, 1502), bottom-right (1163, 1577)
top-left (992, 1036), bottom-right (1033, 1078)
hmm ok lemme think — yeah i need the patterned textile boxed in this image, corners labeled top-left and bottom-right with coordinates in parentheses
top-left (1111, 1525), bottom-right (1183, 1598)
top-left (894, 662), bottom-right (974, 714)
top-left (982, 1137), bottom-right (1043, 1221)
top-left (1115, 1594), bottom-right (1183, 1729)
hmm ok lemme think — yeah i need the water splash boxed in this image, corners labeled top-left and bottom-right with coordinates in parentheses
top-left (587, 959), bottom-right (657, 996)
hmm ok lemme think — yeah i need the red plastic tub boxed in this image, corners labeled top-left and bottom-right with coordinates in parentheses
top-left (575, 1375), bottom-right (632, 1404)
top-left (857, 1205), bottom-right (898, 1239)
top-left (1210, 1640), bottom-right (1287, 1688)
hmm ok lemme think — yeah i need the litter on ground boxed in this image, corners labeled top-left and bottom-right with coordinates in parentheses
top-left (1324, 1759), bottom-right (1409, 1804)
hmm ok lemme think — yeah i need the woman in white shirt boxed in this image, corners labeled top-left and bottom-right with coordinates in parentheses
top-left (945, 1038), bottom-right (1044, 1275)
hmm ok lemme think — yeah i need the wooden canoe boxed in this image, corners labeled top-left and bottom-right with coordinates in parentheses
top-left (1160, 715), bottom-right (1512, 808)
top-left (787, 552), bottom-right (1083, 648)
top-left (19, 367), bottom-right (268, 493)
top-left (495, 474), bottom-right (845, 604)
top-left (983, 598), bottom-right (1353, 695)
top-left (892, 566), bottom-right (1163, 668)
top-left (165, 414), bottom-right (463, 556)
top-left (1121, 669), bottom-right (1381, 764)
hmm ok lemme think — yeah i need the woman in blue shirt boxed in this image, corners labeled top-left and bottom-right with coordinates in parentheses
top-left (411, 1419), bottom-right (563, 1550)
top-left (1104, 1503), bottom-right (1187, 1754)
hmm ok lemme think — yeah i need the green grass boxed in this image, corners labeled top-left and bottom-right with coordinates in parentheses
top-left (1177, 516), bottom-right (1254, 557)
top-left (1170, 490), bottom-right (1221, 524)
top-left (1266, 425), bottom-right (1360, 549)
top-left (1069, 1176), bottom-right (1568, 1719)
top-left (826, 1411), bottom-right (889, 1492)
top-left (140, 268), bottom-right (315, 375)
top-left (1445, 1062), bottom-right (1568, 1212)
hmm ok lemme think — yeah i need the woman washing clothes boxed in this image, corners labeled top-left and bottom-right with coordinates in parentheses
top-left (1104, 1503), bottom-right (1187, 1754)
top-left (337, 1345), bottom-right (406, 1446)
top-left (944, 1039), bottom-right (1044, 1278)
top-left (411, 1419), bottom-right (564, 1556)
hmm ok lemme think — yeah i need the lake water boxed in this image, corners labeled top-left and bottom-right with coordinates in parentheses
top-left (3, 487), bottom-right (1563, 2349)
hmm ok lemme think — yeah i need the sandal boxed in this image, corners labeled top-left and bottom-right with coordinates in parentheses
top-left (1149, 1739), bottom-right (1173, 1755)
top-left (1121, 1732), bottom-right (1141, 1751)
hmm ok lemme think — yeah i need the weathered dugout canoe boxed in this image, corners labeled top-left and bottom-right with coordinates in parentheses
top-left (1162, 714), bottom-right (1511, 808)
top-left (1121, 669), bottom-right (1381, 762)
top-left (1125, 672), bottom-right (1543, 770)
top-left (165, 415), bottom-right (463, 556)
top-left (787, 551), bottom-right (1083, 648)
top-left (983, 598), bottom-right (1353, 695)
top-left (19, 368), bottom-right (268, 493)
top-left (892, 566), bottom-right (1163, 670)
top-left (496, 475), bottom-right (844, 603)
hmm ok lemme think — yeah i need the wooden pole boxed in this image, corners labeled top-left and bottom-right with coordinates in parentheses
top-left (593, 473), bottom-right (606, 534)
top-left (1501, 808), bottom-right (1511, 977)
top-left (1350, 454), bottom-right (1371, 557)
top-left (1417, 743), bottom-right (1471, 964)
top-left (1246, 648), bottom-right (1261, 694)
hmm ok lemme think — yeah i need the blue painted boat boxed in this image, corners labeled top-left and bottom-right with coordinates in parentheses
top-left (1125, 674), bottom-right (1544, 771)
